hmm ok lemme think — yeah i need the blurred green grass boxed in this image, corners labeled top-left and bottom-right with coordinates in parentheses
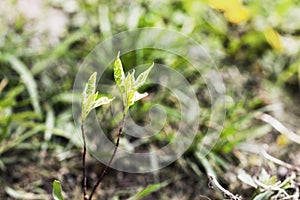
top-left (0, 0), bottom-right (300, 199)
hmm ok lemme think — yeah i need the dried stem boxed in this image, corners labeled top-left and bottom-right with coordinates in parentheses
top-left (208, 173), bottom-right (242, 200)
top-left (81, 123), bottom-right (88, 200)
top-left (88, 114), bottom-right (126, 200)
top-left (262, 148), bottom-right (300, 172)
top-left (257, 113), bottom-right (300, 145)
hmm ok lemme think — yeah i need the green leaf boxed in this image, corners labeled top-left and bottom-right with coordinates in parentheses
top-left (82, 93), bottom-right (99, 121)
top-left (238, 173), bottom-right (257, 188)
top-left (114, 51), bottom-right (125, 92)
top-left (6, 55), bottom-right (41, 115)
top-left (112, 54), bottom-right (154, 111)
top-left (124, 72), bottom-right (135, 92)
top-left (130, 181), bottom-right (169, 200)
top-left (52, 180), bottom-right (64, 200)
top-left (81, 73), bottom-right (114, 121)
top-left (253, 191), bottom-right (274, 200)
top-left (258, 168), bottom-right (270, 183)
top-left (93, 96), bottom-right (114, 108)
top-left (0, 125), bottom-right (44, 155)
top-left (2, 85), bottom-right (24, 102)
top-left (124, 72), bottom-right (135, 107)
top-left (82, 72), bottom-right (97, 104)
top-left (135, 63), bottom-right (154, 89)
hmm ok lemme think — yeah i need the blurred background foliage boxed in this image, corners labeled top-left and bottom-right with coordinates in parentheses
top-left (0, 0), bottom-right (300, 199)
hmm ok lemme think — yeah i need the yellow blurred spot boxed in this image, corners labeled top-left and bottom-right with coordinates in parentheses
top-left (224, 6), bottom-right (249, 24)
top-left (276, 134), bottom-right (289, 147)
top-left (208, 0), bottom-right (249, 24)
top-left (264, 28), bottom-right (283, 51)
top-left (208, 0), bottom-right (239, 11)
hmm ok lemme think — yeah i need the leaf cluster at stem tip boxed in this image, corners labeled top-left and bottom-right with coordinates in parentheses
top-left (81, 52), bottom-right (154, 122)
top-left (114, 51), bottom-right (154, 113)
top-left (81, 72), bottom-right (114, 122)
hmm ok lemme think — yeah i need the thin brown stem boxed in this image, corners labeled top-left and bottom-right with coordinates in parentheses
top-left (88, 115), bottom-right (126, 200)
top-left (81, 123), bottom-right (88, 200)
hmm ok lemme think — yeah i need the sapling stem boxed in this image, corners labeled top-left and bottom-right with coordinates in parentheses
top-left (88, 113), bottom-right (126, 200)
top-left (81, 123), bottom-right (88, 200)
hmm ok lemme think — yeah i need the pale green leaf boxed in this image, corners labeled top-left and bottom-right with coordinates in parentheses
top-left (124, 73), bottom-right (135, 107)
top-left (135, 63), bottom-right (154, 89)
top-left (133, 91), bottom-right (148, 102)
top-left (81, 72), bottom-right (114, 122)
top-left (52, 180), bottom-right (65, 200)
top-left (259, 168), bottom-right (270, 183)
top-left (114, 52), bottom-right (125, 91)
top-left (113, 54), bottom-right (153, 110)
top-left (82, 93), bottom-right (98, 121)
top-left (124, 72), bottom-right (134, 92)
top-left (253, 191), bottom-right (274, 200)
top-left (82, 72), bottom-right (97, 104)
top-left (238, 173), bottom-right (257, 188)
top-left (127, 91), bottom-right (135, 107)
top-left (93, 96), bottom-right (114, 108)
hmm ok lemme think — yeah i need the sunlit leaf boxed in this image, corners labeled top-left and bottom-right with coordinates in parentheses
top-left (52, 180), bottom-right (64, 200)
top-left (124, 72), bottom-right (135, 91)
top-left (124, 72), bottom-right (135, 107)
top-left (93, 96), bottom-right (114, 108)
top-left (82, 72), bottom-right (97, 104)
top-left (82, 93), bottom-right (97, 121)
top-left (135, 63), bottom-right (154, 89)
top-left (133, 91), bottom-right (148, 102)
top-left (114, 51), bottom-right (125, 91)
top-left (264, 28), bottom-right (283, 51)
top-left (113, 54), bottom-right (154, 111)
top-left (81, 72), bottom-right (113, 121)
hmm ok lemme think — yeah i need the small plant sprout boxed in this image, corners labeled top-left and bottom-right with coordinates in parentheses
top-left (52, 52), bottom-right (154, 200)
top-left (88, 52), bottom-right (154, 200)
top-left (52, 53), bottom-right (153, 200)
top-left (81, 72), bottom-right (114, 200)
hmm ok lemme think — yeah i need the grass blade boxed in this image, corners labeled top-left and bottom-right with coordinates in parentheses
top-left (6, 55), bottom-right (41, 115)
top-left (52, 180), bottom-right (65, 200)
top-left (130, 181), bottom-right (169, 200)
